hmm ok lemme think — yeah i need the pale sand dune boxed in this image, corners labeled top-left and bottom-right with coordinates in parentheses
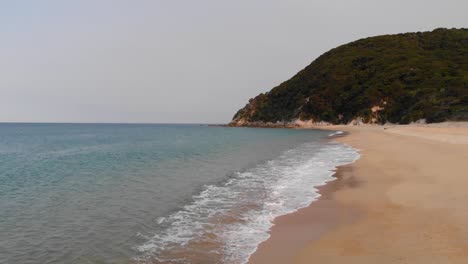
top-left (249, 123), bottom-right (468, 264)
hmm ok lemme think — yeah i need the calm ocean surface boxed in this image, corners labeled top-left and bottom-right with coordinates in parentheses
top-left (0, 123), bottom-right (358, 264)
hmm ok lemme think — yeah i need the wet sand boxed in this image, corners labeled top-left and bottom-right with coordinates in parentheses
top-left (249, 123), bottom-right (468, 264)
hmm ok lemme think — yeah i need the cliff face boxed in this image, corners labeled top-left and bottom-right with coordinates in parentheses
top-left (230, 28), bottom-right (468, 126)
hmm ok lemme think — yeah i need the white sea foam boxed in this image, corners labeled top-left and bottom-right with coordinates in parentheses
top-left (135, 141), bottom-right (359, 264)
top-left (328, 130), bottom-right (344, 137)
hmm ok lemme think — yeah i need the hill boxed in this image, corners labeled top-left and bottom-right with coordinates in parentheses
top-left (229, 28), bottom-right (468, 126)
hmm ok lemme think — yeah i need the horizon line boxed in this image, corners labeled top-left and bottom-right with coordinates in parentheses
top-left (0, 121), bottom-right (227, 125)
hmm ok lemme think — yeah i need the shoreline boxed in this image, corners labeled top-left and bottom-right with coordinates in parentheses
top-left (248, 123), bottom-right (468, 264)
top-left (248, 163), bottom-right (362, 264)
top-left (247, 130), bottom-right (361, 264)
top-left (131, 128), bottom-right (359, 264)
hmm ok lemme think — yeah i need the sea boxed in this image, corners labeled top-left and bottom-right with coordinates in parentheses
top-left (0, 123), bottom-right (358, 264)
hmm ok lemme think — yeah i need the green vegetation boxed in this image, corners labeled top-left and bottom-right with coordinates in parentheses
top-left (232, 28), bottom-right (468, 125)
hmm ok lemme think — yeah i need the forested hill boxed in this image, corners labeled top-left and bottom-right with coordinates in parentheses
top-left (230, 28), bottom-right (468, 126)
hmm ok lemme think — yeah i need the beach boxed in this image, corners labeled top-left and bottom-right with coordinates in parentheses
top-left (249, 123), bottom-right (468, 264)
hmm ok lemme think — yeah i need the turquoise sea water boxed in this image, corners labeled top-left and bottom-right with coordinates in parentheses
top-left (0, 123), bottom-right (358, 264)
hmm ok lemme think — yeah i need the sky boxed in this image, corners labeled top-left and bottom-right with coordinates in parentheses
top-left (1, 0), bottom-right (467, 123)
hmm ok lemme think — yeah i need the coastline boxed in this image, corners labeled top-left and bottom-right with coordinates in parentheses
top-left (131, 127), bottom-right (358, 264)
top-left (248, 163), bottom-right (362, 264)
top-left (248, 123), bottom-right (468, 264)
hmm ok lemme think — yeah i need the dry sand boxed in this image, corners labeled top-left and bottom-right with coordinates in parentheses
top-left (249, 123), bottom-right (468, 264)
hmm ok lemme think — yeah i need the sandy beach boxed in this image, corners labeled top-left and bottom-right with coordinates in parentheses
top-left (249, 123), bottom-right (468, 264)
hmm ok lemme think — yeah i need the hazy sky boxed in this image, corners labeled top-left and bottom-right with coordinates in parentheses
top-left (1, 1), bottom-right (467, 123)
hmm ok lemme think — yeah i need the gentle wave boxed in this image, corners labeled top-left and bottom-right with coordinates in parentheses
top-left (328, 130), bottom-right (344, 137)
top-left (135, 141), bottom-right (359, 264)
